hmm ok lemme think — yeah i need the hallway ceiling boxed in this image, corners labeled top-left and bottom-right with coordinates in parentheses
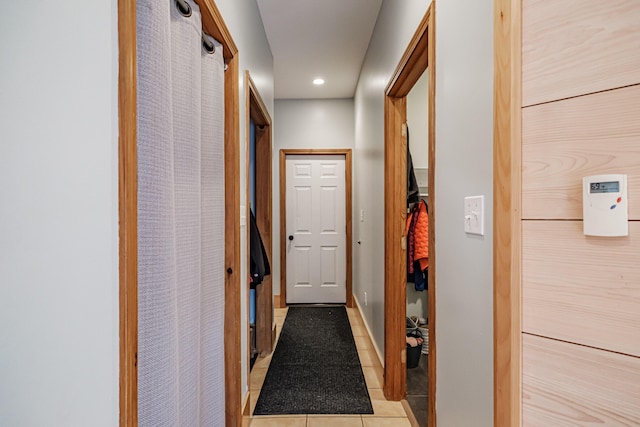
top-left (256, 0), bottom-right (383, 99)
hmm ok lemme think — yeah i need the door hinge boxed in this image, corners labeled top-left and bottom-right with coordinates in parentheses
top-left (401, 123), bottom-right (407, 137)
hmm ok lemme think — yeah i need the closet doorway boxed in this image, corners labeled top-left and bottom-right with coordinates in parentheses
top-left (405, 64), bottom-right (430, 427)
top-left (383, 4), bottom-right (436, 427)
top-left (245, 71), bottom-right (274, 375)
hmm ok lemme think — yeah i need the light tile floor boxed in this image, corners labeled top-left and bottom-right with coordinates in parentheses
top-left (245, 306), bottom-right (411, 426)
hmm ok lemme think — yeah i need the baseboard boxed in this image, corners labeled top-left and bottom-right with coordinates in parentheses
top-left (352, 293), bottom-right (385, 368)
top-left (274, 294), bottom-right (281, 308)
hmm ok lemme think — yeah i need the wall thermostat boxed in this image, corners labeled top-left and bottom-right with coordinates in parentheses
top-left (582, 174), bottom-right (628, 237)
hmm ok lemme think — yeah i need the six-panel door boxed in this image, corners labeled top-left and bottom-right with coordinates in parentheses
top-left (286, 155), bottom-right (347, 304)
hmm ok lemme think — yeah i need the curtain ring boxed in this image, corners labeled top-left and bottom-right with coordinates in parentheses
top-left (175, 0), bottom-right (192, 17)
top-left (202, 35), bottom-right (215, 54)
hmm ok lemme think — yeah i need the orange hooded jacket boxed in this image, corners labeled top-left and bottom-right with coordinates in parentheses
top-left (406, 200), bottom-right (429, 271)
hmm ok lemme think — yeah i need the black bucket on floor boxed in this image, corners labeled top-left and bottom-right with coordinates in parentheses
top-left (406, 329), bottom-right (422, 369)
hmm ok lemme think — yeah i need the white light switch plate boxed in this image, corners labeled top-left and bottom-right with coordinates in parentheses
top-left (464, 195), bottom-right (484, 235)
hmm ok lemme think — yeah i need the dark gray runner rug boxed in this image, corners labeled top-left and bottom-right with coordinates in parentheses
top-left (253, 306), bottom-right (374, 415)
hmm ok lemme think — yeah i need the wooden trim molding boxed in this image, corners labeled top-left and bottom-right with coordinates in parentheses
top-left (344, 150), bottom-right (353, 308)
top-left (223, 54), bottom-right (242, 427)
top-left (118, 1), bottom-right (242, 426)
top-left (386, 7), bottom-right (431, 97)
top-left (426, 9), bottom-right (437, 426)
top-left (195, 0), bottom-right (238, 60)
top-left (493, 0), bottom-right (522, 426)
top-left (244, 70), bottom-right (251, 391)
top-left (118, 0), bottom-right (137, 425)
top-left (279, 148), bottom-right (354, 308)
top-left (383, 95), bottom-right (408, 401)
top-left (383, 7), bottom-right (436, 427)
top-left (247, 72), bottom-right (272, 127)
top-left (279, 151), bottom-right (287, 306)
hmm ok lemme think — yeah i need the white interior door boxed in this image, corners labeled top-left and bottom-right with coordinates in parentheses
top-left (286, 155), bottom-right (346, 304)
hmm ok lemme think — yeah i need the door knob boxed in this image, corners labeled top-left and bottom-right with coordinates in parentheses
top-left (288, 235), bottom-right (294, 241)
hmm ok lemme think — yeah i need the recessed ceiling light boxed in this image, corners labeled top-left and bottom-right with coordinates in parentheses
top-left (313, 78), bottom-right (325, 85)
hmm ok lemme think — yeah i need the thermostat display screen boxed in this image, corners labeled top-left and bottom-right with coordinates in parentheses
top-left (590, 181), bottom-right (619, 193)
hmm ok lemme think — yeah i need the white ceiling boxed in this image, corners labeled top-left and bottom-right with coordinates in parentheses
top-left (256, 0), bottom-right (383, 99)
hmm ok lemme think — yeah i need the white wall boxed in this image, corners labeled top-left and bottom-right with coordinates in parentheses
top-left (353, 0), bottom-right (432, 365)
top-left (407, 69), bottom-right (429, 170)
top-left (272, 98), bottom-right (355, 300)
top-left (433, 0), bottom-right (494, 424)
top-left (0, 1), bottom-right (119, 426)
top-left (212, 0), bottom-right (274, 401)
top-left (354, 0), bottom-right (494, 425)
top-left (0, 0), bottom-right (274, 421)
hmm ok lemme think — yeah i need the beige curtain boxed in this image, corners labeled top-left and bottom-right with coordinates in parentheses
top-left (136, 0), bottom-right (225, 424)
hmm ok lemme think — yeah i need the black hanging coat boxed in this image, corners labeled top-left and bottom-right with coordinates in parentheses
top-left (407, 126), bottom-right (420, 205)
top-left (250, 209), bottom-right (270, 287)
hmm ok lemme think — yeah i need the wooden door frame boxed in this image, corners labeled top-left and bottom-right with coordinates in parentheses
top-left (244, 70), bottom-right (274, 375)
top-left (117, 1), bottom-right (243, 425)
top-left (279, 149), bottom-right (353, 308)
top-left (382, 5), bottom-right (436, 427)
top-left (493, 0), bottom-right (522, 426)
